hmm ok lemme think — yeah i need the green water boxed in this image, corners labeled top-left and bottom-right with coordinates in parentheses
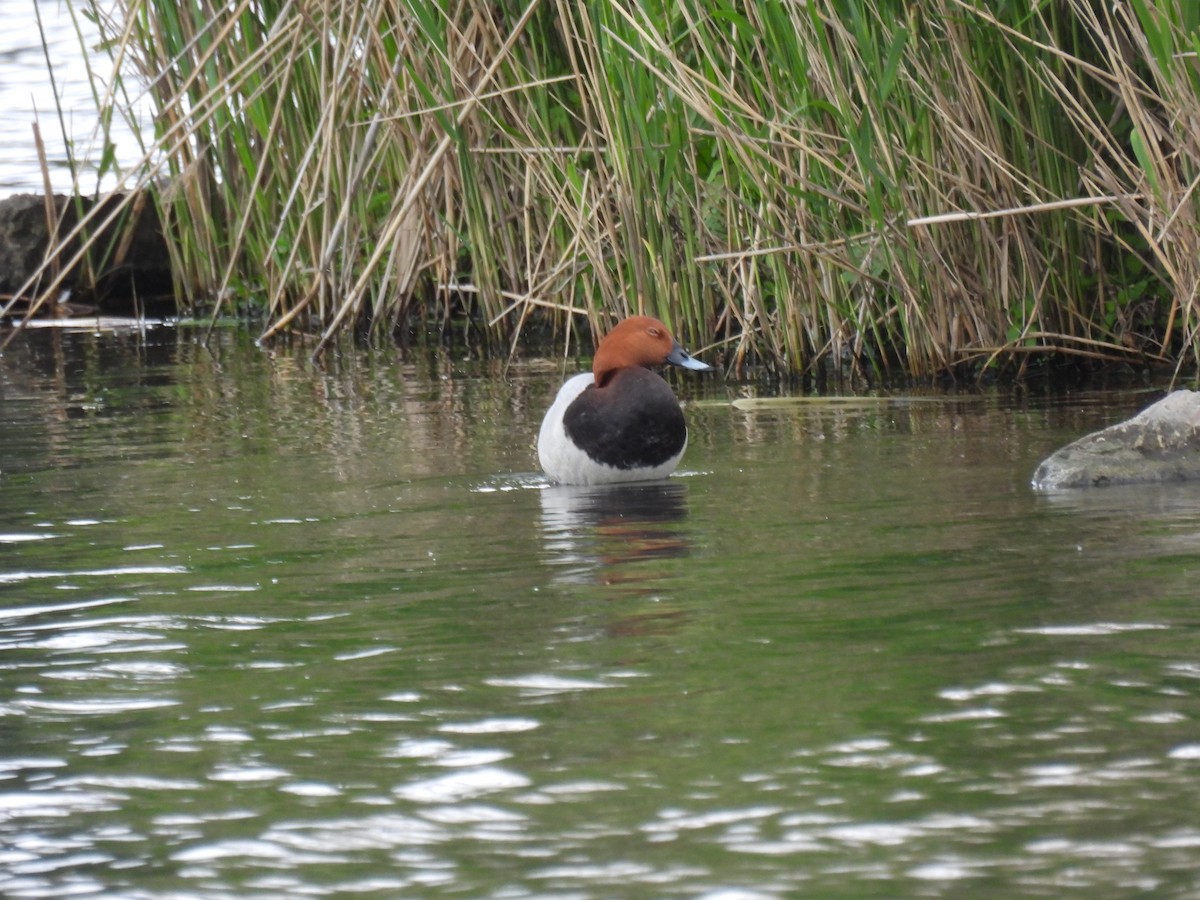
top-left (3, 326), bottom-right (1200, 898)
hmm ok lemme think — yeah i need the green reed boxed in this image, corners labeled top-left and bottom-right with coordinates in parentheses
top-left (27, 0), bottom-right (1200, 376)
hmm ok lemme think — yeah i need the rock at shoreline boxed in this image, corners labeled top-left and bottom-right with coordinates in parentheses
top-left (0, 192), bottom-right (173, 313)
top-left (1032, 390), bottom-right (1200, 489)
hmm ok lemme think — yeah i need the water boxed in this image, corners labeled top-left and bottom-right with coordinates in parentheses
top-left (2, 325), bottom-right (1199, 897)
top-left (6, 17), bottom-right (1200, 896)
top-left (0, 0), bottom-right (148, 193)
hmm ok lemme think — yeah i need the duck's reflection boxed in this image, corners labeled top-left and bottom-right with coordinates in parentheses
top-left (538, 480), bottom-right (692, 591)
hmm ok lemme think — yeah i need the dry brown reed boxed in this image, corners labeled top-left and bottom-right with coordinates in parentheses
top-left (8, 0), bottom-right (1200, 378)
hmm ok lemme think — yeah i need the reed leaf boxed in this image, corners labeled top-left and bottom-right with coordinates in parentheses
top-left (14, 0), bottom-right (1200, 378)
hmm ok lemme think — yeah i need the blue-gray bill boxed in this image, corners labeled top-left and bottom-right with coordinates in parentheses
top-left (666, 341), bottom-right (712, 371)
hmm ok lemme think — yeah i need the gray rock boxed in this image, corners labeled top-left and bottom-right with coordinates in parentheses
top-left (1032, 390), bottom-right (1200, 489)
top-left (0, 191), bottom-right (173, 312)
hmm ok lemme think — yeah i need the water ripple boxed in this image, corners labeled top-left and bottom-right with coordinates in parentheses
top-left (4, 629), bottom-right (179, 653)
top-left (393, 766), bottom-right (531, 803)
top-left (279, 782), bottom-right (343, 798)
top-left (16, 697), bottom-right (178, 715)
top-left (0, 565), bottom-right (187, 585)
top-left (0, 758), bottom-right (67, 774)
top-left (436, 717), bottom-right (539, 734)
top-left (265, 813), bottom-right (447, 851)
top-left (0, 789), bottom-right (123, 820)
top-left (173, 837), bottom-right (332, 864)
top-left (208, 764), bottom-right (291, 783)
top-left (1015, 622), bottom-right (1171, 636)
top-left (485, 673), bottom-right (617, 695)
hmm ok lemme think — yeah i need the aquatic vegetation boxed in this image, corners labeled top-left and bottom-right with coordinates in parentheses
top-left (18, 0), bottom-right (1200, 377)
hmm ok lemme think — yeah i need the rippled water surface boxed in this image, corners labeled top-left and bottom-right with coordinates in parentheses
top-left (3, 326), bottom-right (1200, 898)
top-left (0, 1), bottom-right (148, 193)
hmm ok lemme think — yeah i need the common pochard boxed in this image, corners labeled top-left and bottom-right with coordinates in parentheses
top-left (537, 316), bottom-right (712, 485)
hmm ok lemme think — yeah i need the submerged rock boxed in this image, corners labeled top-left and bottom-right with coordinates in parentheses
top-left (1032, 390), bottom-right (1200, 489)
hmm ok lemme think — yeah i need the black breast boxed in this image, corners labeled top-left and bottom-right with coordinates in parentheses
top-left (563, 368), bottom-right (687, 470)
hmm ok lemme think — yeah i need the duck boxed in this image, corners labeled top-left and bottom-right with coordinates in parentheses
top-left (538, 316), bottom-right (712, 485)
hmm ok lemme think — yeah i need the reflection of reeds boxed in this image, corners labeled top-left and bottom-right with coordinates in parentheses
top-left (21, 1), bottom-right (1200, 376)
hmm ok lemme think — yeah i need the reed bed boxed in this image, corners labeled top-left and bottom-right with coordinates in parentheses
top-left (17, 0), bottom-right (1200, 377)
